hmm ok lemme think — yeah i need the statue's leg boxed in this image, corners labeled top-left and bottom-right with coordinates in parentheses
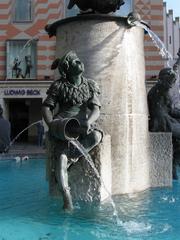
top-left (55, 154), bottom-right (73, 210)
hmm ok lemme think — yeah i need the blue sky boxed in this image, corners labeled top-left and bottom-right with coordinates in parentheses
top-left (164, 0), bottom-right (180, 18)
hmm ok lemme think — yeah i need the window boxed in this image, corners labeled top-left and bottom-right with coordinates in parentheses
top-left (6, 40), bottom-right (37, 79)
top-left (14, 0), bottom-right (32, 22)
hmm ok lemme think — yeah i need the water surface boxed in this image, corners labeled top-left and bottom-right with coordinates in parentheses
top-left (0, 159), bottom-right (179, 240)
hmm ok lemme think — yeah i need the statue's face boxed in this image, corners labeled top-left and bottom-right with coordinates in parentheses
top-left (68, 55), bottom-right (84, 76)
top-left (159, 69), bottom-right (176, 89)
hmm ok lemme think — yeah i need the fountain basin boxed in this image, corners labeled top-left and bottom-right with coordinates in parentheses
top-left (0, 158), bottom-right (178, 240)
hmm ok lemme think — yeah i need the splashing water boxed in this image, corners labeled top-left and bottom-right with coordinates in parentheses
top-left (69, 139), bottom-right (123, 225)
top-left (5, 120), bottom-right (41, 152)
top-left (135, 21), bottom-right (173, 67)
top-left (135, 21), bottom-right (180, 105)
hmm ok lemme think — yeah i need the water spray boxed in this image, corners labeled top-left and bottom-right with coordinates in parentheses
top-left (4, 120), bottom-right (41, 152)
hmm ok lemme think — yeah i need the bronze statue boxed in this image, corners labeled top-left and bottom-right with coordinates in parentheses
top-left (42, 51), bottom-right (102, 210)
top-left (148, 48), bottom-right (180, 179)
top-left (67, 0), bottom-right (125, 14)
top-left (12, 57), bottom-right (24, 78)
top-left (24, 55), bottom-right (33, 78)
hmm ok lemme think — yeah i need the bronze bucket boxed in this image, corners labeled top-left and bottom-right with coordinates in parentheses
top-left (49, 117), bottom-right (80, 141)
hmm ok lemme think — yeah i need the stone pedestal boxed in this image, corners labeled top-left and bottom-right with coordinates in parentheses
top-left (149, 133), bottom-right (172, 188)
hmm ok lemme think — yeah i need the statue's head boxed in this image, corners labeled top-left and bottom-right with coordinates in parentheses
top-left (51, 51), bottom-right (84, 78)
top-left (158, 67), bottom-right (176, 89)
top-left (67, 0), bottom-right (125, 14)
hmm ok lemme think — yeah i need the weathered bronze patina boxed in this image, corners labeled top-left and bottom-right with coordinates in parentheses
top-left (148, 48), bottom-right (180, 179)
top-left (67, 0), bottom-right (125, 14)
top-left (42, 51), bottom-right (102, 210)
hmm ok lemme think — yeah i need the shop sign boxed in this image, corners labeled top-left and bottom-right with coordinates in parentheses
top-left (4, 89), bottom-right (41, 96)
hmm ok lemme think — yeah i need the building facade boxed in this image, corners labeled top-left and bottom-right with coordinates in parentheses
top-left (134, 0), bottom-right (166, 91)
top-left (0, 0), bottom-right (64, 142)
top-left (163, 3), bottom-right (180, 64)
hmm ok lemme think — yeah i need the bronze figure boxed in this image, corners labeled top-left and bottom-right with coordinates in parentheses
top-left (42, 51), bottom-right (102, 210)
top-left (148, 48), bottom-right (180, 179)
top-left (67, 0), bottom-right (125, 14)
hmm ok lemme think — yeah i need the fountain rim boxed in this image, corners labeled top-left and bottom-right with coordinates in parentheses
top-left (45, 14), bottom-right (128, 37)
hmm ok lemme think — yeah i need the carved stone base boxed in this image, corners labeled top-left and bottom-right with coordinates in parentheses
top-left (149, 132), bottom-right (173, 188)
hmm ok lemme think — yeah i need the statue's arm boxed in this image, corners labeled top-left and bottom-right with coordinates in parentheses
top-left (147, 86), bottom-right (157, 115)
top-left (42, 106), bottom-right (53, 127)
top-left (42, 80), bottom-right (60, 126)
top-left (85, 79), bottom-right (101, 131)
top-left (170, 107), bottom-right (180, 119)
top-left (82, 104), bottom-right (100, 134)
top-left (87, 104), bottom-right (100, 125)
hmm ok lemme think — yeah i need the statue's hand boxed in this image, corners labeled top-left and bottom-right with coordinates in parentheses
top-left (81, 120), bottom-right (91, 135)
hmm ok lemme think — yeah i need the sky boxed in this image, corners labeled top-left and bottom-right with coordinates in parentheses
top-left (164, 0), bottom-right (180, 18)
